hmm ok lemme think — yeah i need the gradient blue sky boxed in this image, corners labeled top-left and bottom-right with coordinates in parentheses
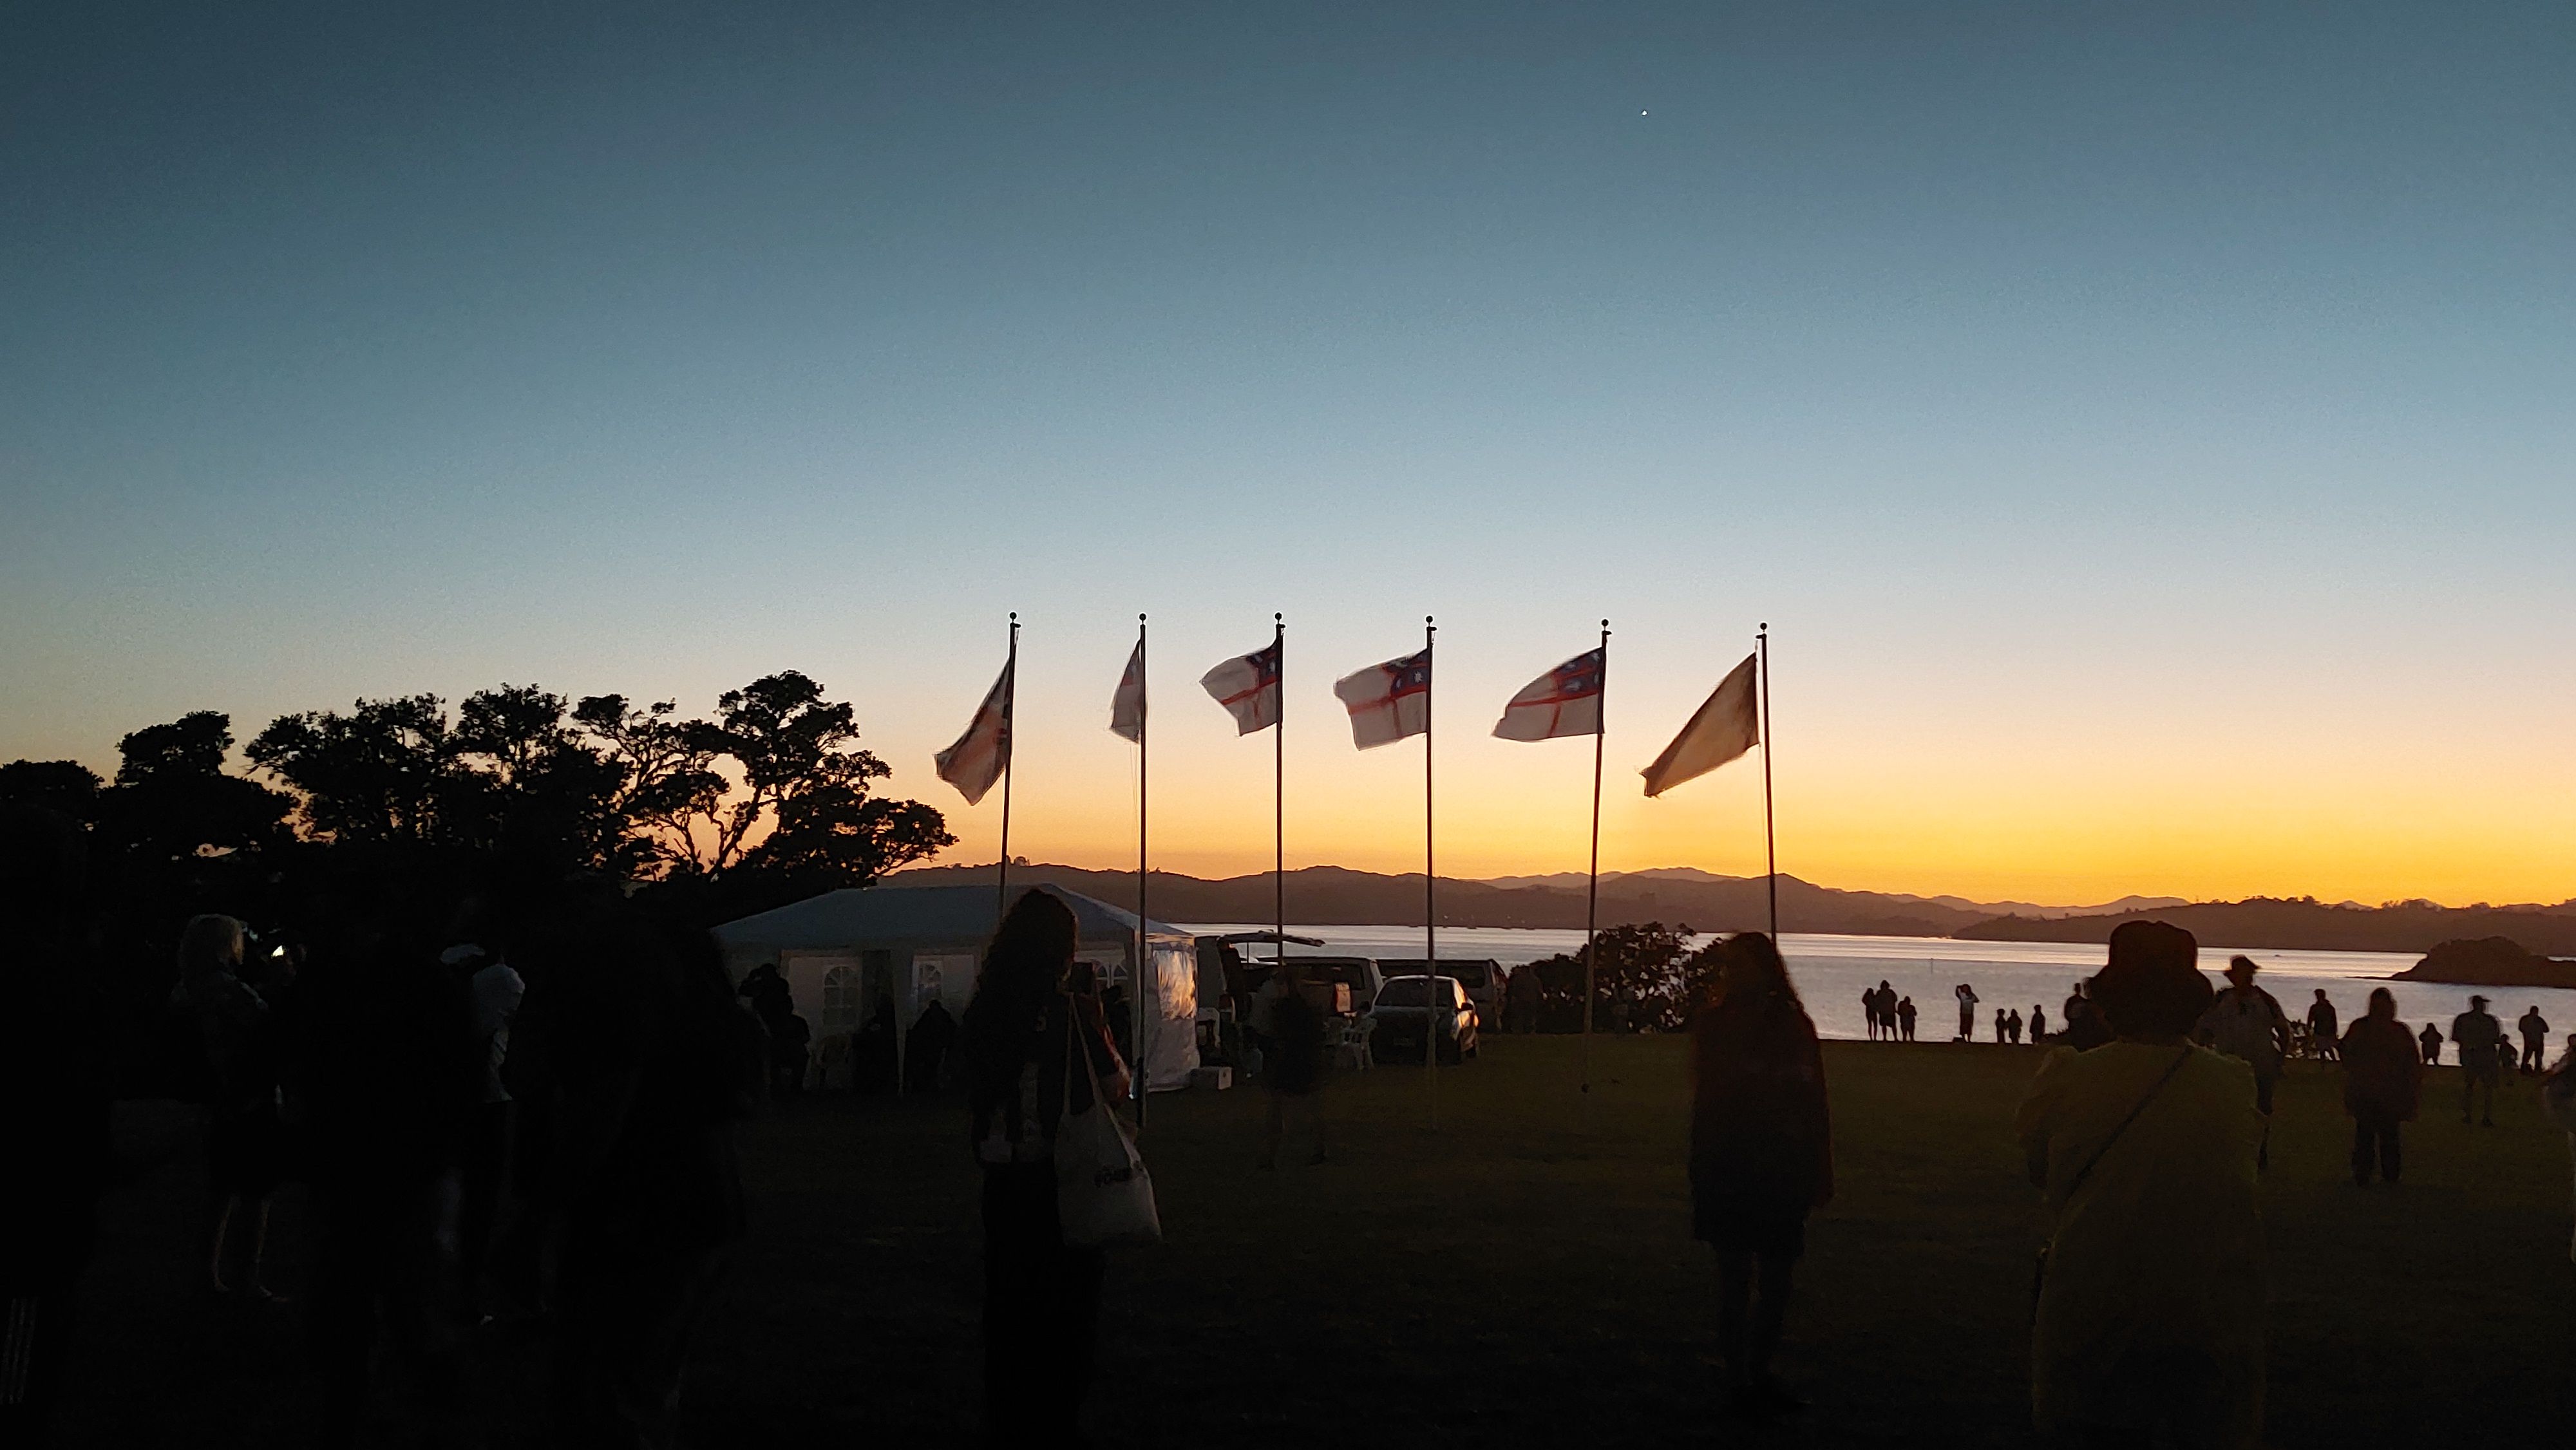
top-left (6, 3), bottom-right (2573, 903)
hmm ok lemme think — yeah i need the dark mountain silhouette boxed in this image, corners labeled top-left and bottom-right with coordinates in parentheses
top-left (896, 862), bottom-right (2007, 936)
top-left (1958, 897), bottom-right (2576, 956)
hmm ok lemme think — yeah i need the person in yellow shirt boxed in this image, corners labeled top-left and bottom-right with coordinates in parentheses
top-left (2017, 921), bottom-right (2266, 1449)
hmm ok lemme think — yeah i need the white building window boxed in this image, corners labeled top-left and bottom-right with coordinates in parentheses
top-left (820, 965), bottom-right (861, 1032)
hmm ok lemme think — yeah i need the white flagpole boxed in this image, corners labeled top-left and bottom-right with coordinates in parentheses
top-left (1134, 614), bottom-right (1149, 1125)
top-left (998, 612), bottom-right (1018, 925)
top-left (1424, 616), bottom-right (1437, 1124)
top-left (1759, 622), bottom-right (1776, 939)
top-left (1273, 613), bottom-right (1285, 969)
top-left (1582, 620), bottom-right (1608, 1101)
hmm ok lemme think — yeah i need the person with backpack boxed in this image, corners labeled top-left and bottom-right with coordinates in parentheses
top-left (2197, 956), bottom-right (2289, 1169)
top-left (963, 890), bottom-right (1132, 1448)
top-left (2018, 921), bottom-right (2264, 1448)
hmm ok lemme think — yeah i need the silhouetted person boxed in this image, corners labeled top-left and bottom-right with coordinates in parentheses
top-left (0, 805), bottom-right (113, 1447)
top-left (2197, 956), bottom-right (2289, 1170)
top-left (2418, 1021), bottom-right (2445, 1067)
top-left (1956, 983), bottom-right (1980, 1041)
top-left (295, 902), bottom-right (477, 1449)
top-left (1506, 962), bottom-right (1541, 1034)
top-left (1862, 988), bottom-right (1882, 1042)
top-left (169, 914), bottom-right (287, 1299)
top-left (524, 894), bottom-right (758, 1449)
top-left (774, 1010), bottom-right (813, 1097)
top-left (855, 993), bottom-right (899, 1095)
top-left (2452, 996), bottom-right (2504, 1125)
top-left (442, 905), bottom-right (524, 1322)
top-left (2307, 990), bottom-right (2340, 1063)
top-left (2031, 1004), bottom-right (2047, 1042)
top-left (2542, 1035), bottom-right (2576, 1263)
top-left (906, 997), bottom-right (959, 1095)
top-left (1690, 932), bottom-right (1831, 1420)
top-left (1897, 996), bottom-right (1917, 1042)
top-left (2340, 988), bottom-right (2421, 1188)
top-left (737, 961), bottom-right (806, 1095)
top-left (1256, 963), bottom-right (1329, 1169)
top-left (2519, 1006), bottom-right (2551, 1075)
top-left (1997, 1008), bottom-right (2011, 1044)
top-left (2018, 921), bottom-right (2260, 1448)
top-left (965, 890), bottom-right (1130, 1449)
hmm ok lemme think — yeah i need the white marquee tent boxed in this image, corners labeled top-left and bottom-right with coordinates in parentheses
top-left (710, 883), bottom-right (1202, 1090)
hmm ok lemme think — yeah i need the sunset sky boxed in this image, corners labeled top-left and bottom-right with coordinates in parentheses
top-left (6, 4), bottom-right (2572, 907)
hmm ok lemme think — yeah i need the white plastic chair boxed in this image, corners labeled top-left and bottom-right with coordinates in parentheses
top-left (1335, 1017), bottom-right (1374, 1073)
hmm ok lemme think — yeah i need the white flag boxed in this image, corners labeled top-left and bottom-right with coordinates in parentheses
top-left (1198, 639), bottom-right (1282, 735)
top-left (1493, 646), bottom-right (1605, 742)
top-left (1110, 639), bottom-right (1145, 743)
top-left (934, 659), bottom-right (1013, 805)
top-left (1640, 652), bottom-right (1758, 797)
top-left (1333, 648), bottom-right (1432, 750)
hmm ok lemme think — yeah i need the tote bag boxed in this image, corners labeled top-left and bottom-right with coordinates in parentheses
top-left (1055, 1016), bottom-right (1162, 1247)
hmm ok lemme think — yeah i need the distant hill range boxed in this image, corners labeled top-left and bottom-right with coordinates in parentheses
top-left (890, 862), bottom-right (2183, 937)
top-left (1958, 897), bottom-right (2576, 957)
top-left (891, 863), bottom-right (2576, 959)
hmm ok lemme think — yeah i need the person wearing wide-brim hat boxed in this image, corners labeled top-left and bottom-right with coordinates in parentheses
top-left (2196, 956), bottom-right (2290, 1169)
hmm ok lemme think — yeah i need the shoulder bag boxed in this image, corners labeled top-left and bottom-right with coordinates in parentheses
top-left (1054, 1014), bottom-right (1162, 1247)
top-left (2032, 1046), bottom-right (2194, 1318)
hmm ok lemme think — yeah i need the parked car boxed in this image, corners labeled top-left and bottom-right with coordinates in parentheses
top-left (1367, 975), bottom-right (1479, 1064)
top-left (1378, 957), bottom-right (1506, 1026)
top-left (1242, 955), bottom-right (1385, 1014)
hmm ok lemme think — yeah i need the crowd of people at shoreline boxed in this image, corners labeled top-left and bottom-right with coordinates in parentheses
top-left (12, 791), bottom-right (2576, 1449)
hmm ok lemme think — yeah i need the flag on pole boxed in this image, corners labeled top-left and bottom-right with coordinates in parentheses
top-left (1640, 652), bottom-right (1758, 796)
top-left (934, 658), bottom-right (1013, 804)
top-left (1199, 641), bottom-right (1282, 734)
top-left (1333, 648), bottom-right (1432, 749)
top-left (1492, 647), bottom-right (1605, 742)
top-left (1110, 639), bottom-right (1146, 742)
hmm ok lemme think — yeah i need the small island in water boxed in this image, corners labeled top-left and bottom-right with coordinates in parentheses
top-left (2391, 937), bottom-right (2576, 990)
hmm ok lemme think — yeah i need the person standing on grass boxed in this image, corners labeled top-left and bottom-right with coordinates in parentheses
top-left (2541, 1035), bottom-right (2576, 1263)
top-left (2032, 1004), bottom-right (2049, 1042)
top-left (2303, 991), bottom-right (2338, 1063)
top-left (2418, 1021), bottom-right (2444, 1067)
top-left (1957, 983), bottom-right (1980, 1041)
top-left (965, 890), bottom-right (1131, 1449)
top-left (169, 913), bottom-right (289, 1300)
top-left (0, 806), bottom-right (115, 1447)
top-left (2451, 996), bottom-right (2505, 1127)
top-left (2338, 988), bottom-right (2421, 1188)
top-left (1689, 932), bottom-right (1832, 1420)
top-left (2197, 957), bottom-right (2289, 1171)
top-left (2018, 921), bottom-right (2263, 1449)
top-left (1256, 961), bottom-right (1329, 1169)
top-left (1876, 981), bottom-right (1897, 1040)
top-left (1897, 995), bottom-right (1917, 1042)
top-left (2517, 1006), bottom-right (2550, 1075)
top-left (1998, 1008), bottom-right (2012, 1044)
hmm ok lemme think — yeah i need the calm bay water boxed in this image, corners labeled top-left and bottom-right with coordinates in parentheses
top-left (1182, 924), bottom-right (2576, 1049)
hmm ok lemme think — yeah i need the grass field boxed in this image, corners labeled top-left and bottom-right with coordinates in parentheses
top-left (55, 1037), bottom-right (2576, 1447)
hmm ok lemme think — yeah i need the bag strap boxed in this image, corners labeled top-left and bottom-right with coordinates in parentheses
top-left (2067, 1046), bottom-right (2195, 1198)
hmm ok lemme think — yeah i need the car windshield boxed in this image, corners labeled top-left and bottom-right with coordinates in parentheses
top-left (1376, 979), bottom-right (1451, 1008)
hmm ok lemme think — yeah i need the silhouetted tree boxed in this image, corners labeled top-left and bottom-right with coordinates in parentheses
top-left (1523, 921), bottom-right (1700, 1031)
top-left (0, 759), bottom-right (104, 821)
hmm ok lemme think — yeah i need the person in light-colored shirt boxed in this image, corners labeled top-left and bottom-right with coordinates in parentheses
top-left (2020, 921), bottom-right (2262, 1449)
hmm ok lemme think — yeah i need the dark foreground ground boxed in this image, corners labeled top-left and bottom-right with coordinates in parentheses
top-left (53, 1037), bottom-right (2576, 1447)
